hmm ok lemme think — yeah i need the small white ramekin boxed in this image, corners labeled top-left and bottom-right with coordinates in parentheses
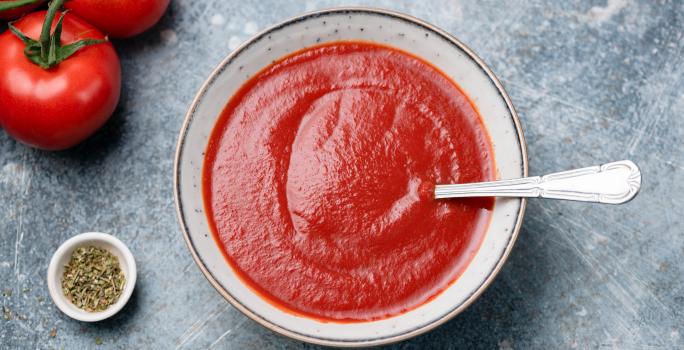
top-left (47, 232), bottom-right (137, 322)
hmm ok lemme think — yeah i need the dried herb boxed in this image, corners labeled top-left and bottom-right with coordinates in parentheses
top-left (61, 246), bottom-right (125, 312)
top-left (2, 306), bottom-right (12, 320)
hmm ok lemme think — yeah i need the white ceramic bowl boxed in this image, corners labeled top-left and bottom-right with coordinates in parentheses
top-left (47, 232), bottom-right (137, 322)
top-left (175, 7), bottom-right (527, 347)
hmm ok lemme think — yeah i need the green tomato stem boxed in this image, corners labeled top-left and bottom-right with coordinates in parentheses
top-left (0, 0), bottom-right (44, 12)
top-left (8, 0), bottom-right (106, 69)
top-left (39, 0), bottom-right (65, 61)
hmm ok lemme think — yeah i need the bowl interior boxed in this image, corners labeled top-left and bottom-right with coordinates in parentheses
top-left (175, 8), bottom-right (526, 347)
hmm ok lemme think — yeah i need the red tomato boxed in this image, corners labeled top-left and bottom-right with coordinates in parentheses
top-left (0, 11), bottom-right (121, 150)
top-left (65, 0), bottom-right (170, 38)
top-left (0, 0), bottom-right (42, 20)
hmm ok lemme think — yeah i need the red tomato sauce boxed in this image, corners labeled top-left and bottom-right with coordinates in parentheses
top-left (203, 42), bottom-right (495, 321)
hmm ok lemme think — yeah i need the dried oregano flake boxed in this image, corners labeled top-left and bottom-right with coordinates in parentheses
top-left (61, 246), bottom-right (125, 312)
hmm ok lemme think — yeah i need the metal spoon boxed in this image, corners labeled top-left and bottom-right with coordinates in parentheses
top-left (435, 160), bottom-right (641, 204)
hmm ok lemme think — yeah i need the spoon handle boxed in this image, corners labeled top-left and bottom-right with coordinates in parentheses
top-left (435, 160), bottom-right (641, 204)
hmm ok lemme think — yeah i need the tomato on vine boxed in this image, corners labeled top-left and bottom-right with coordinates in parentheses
top-left (65, 0), bottom-right (170, 38)
top-left (0, 0), bottom-right (121, 150)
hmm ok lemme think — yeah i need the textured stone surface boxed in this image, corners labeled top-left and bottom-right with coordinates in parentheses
top-left (1, 0), bottom-right (682, 349)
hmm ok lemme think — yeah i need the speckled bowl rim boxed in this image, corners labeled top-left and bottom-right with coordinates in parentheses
top-left (174, 7), bottom-right (528, 347)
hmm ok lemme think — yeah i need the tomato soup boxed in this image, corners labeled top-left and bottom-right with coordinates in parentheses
top-left (203, 42), bottom-right (495, 321)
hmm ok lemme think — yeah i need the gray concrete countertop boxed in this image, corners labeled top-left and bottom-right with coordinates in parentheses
top-left (1, 0), bottom-right (682, 349)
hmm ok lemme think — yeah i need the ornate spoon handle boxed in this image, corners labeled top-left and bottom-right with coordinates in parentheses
top-left (434, 160), bottom-right (641, 204)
